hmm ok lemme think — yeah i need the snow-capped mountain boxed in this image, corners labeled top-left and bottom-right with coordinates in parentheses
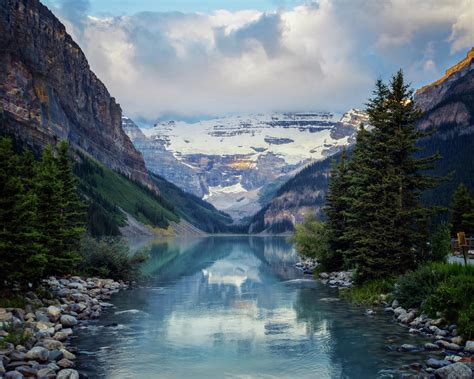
top-left (123, 110), bottom-right (368, 220)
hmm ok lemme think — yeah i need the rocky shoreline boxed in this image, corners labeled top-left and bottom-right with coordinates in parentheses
top-left (381, 300), bottom-right (474, 377)
top-left (0, 276), bottom-right (127, 378)
top-left (295, 259), bottom-right (474, 378)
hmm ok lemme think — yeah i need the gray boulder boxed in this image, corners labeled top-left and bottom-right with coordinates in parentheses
top-left (57, 368), bottom-right (80, 379)
top-left (25, 346), bottom-right (49, 362)
top-left (434, 362), bottom-right (472, 379)
top-left (464, 340), bottom-right (474, 353)
top-left (4, 371), bottom-right (23, 379)
top-left (60, 315), bottom-right (77, 327)
top-left (427, 358), bottom-right (451, 369)
top-left (37, 367), bottom-right (56, 378)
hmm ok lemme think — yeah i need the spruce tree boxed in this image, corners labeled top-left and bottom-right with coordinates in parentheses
top-left (0, 138), bottom-right (21, 287)
top-left (325, 147), bottom-right (349, 270)
top-left (343, 125), bottom-right (374, 269)
top-left (0, 138), bottom-right (47, 289)
top-left (386, 70), bottom-right (441, 265)
top-left (35, 145), bottom-right (66, 275)
top-left (451, 184), bottom-right (474, 236)
top-left (56, 141), bottom-right (85, 269)
top-left (345, 71), bottom-right (441, 281)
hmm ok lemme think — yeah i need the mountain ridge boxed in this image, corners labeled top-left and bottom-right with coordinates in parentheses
top-left (124, 109), bottom-right (368, 220)
top-left (249, 48), bottom-right (474, 234)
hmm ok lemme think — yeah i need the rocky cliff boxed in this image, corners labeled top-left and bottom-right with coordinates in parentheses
top-left (0, 0), bottom-right (151, 187)
top-left (415, 48), bottom-right (474, 134)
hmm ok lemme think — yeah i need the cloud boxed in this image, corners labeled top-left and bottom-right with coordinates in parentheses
top-left (49, 0), bottom-right (473, 122)
top-left (215, 13), bottom-right (285, 58)
top-left (449, 0), bottom-right (474, 52)
top-left (56, 0), bottom-right (90, 38)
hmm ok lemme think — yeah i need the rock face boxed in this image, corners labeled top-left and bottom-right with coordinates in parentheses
top-left (248, 154), bottom-right (332, 233)
top-left (415, 48), bottom-right (474, 113)
top-left (0, 0), bottom-right (151, 188)
top-left (125, 110), bottom-right (368, 220)
top-left (414, 48), bottom-right (474, 134)
top-left (122, 117), bottom-right (204, 197)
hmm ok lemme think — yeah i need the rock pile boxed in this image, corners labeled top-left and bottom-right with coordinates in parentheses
top-left (384, 299), bottom-right (474, 377)
top-left (294, 258), bottom-right (318, 275)
top-left (318, 271), bottom-right (354, 288)
top-left (0, 276), bottom-right (127, 378)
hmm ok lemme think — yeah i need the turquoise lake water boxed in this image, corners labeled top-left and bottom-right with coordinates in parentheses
top-left (75, 236), bottom-right (434, 378)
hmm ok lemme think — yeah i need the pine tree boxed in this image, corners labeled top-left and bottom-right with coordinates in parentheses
top-left (0, 138), bottom-right (47, 289)
top-left (344, 71), bottom-right (441, 281)
top-left (386, 70), bottom-right (441, 265)
top-left (35, 145), bottom-right (66, 275)
top-left (343, 125), bottom-right (374, 270)
top-left (0, 138), bottom-right (21, 287)
top-left (324, 147), bottom-right (349, 270)
top-left (56, 141), bottom-right (85, 270)
top-left (451, 184), bottom-right (474, 236)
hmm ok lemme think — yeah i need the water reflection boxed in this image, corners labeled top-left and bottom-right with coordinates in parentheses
top-left (75, 237), bottom-right (431, 379)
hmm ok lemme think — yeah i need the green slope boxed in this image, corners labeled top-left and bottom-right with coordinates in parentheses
top-left (74, 153), bottom-right (179, 236)
top-left (150, 173), bottom-right (239, 233)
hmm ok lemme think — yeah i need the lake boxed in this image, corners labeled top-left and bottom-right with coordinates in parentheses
top-left (75, 236), bottom-right (431, 378)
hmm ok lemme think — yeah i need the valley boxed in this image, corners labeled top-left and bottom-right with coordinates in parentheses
top-left (1, 1), bottom-right (474, 379)
top-left (124, 110), bottom-right (368, 221)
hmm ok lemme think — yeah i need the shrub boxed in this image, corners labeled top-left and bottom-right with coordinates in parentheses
top-left (0, 323), bottom-right (32, 347)
top-left (293, 218), bottom-right (340, 271)
top-left (341, 278), bottom-right (395, 305)
top-left (395, 263), bottom-right (474, 309)
top-left (394, 262), bottom-right (474, 337)
top-left (394, 265), bottom-right (445, 308)
top-left (424, 275), bottom-right (474, 337)
top-left (77, 237), bottom-right (148, 281)
top-left (0, 296), bottom-right (27, 308)
top-left (430, 222), bottom-right (452, 263)
top-left (458, 302), bottom-right (474, 339)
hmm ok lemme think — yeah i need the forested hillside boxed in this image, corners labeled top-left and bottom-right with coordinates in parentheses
top-left (150, 174), bottom-right (238, 234)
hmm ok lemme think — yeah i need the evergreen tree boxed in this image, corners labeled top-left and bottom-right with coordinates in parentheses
top-left (35, 146), bottom-right (68, 275)
top-left (344, 123), bottom-right (378, 268)
top-left (0, 137), bottom-right (87, 288)
top-left (0, 139), bottom-right (47, 289)
top-left (56, 141), bottom-right (86, 268)
top-left (344, 72), bottom-right (441, 281)
top-left (324, 147), bottom-right (349, 270)
top-left (451, 184), bottom-right (474, 236)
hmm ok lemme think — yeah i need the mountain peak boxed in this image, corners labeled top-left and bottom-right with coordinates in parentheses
top-left (416, 47), bottom-right (474, 95)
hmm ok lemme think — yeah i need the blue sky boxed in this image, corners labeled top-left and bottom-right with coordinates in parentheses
top-left (44, 0), bottom-right (302, 14)
top-left (43, 0), bottom-right (473, 122)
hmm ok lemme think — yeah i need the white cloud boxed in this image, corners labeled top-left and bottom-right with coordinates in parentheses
top-left (449, 0), bottom-right (474, 52)
top-left (50, 0), bottom-right (473, 121)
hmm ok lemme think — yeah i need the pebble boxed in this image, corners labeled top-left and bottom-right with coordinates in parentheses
top-left (399, 344), bottom-right (418, 352)
top-left (424, 342), bottom-right (439, 351)
top-left (57, 358), bottom-right (75, 368)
